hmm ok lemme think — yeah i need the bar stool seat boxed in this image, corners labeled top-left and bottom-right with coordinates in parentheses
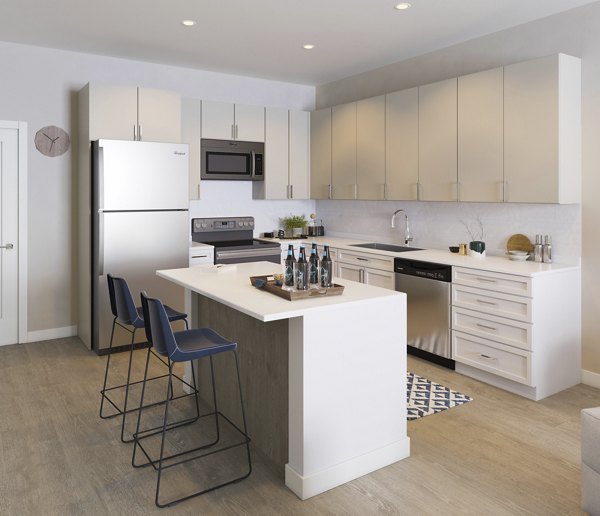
top-left (133, 291), bottom-right (252, 508)
top-left (100, 274), bottom-right (190, 444)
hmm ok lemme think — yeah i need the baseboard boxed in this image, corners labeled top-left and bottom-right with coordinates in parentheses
top-left (582, 369), bottom-right (600, 389)
top-left (284, 438), bottom-right (411, 500)
top-left (27, 325), bottom-right (77, 343)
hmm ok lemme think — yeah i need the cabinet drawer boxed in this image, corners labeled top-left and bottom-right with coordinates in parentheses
top-left (453, 267), bottom-right (531, 297)
top-left (452, 331), bottom-right (532, 385)
top-left (452, 307), bottom-right (532, 351)
top-left (337, 249), bottom-right (394, 271)
top-left (452, 285), bottom-right (532, 323)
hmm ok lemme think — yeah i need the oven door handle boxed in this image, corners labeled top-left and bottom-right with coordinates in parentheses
top-left (215, 248), bottom-right (280, 260)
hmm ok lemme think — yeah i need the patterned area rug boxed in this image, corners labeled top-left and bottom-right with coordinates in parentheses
top-left (407, 372), bottom-right (473, 421)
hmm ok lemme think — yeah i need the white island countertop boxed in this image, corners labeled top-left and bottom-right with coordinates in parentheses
top-left (157, 261), bottom-right (402, 323)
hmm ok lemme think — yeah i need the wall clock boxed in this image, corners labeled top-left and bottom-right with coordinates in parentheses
top-left (34, 125), bottom-right (70, 157)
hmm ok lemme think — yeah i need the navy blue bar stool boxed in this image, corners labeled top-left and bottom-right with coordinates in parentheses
top-left (100, 274), bottom-right (189, 443)
top-left (132, 291), bottom-right (252, 508)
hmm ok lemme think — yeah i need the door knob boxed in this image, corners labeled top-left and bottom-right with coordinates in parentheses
top-left (0, 243), bottom-right (14, 249)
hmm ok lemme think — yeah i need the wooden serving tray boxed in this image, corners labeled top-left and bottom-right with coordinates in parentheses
top-left (250, 275), bottom-right (344, 301)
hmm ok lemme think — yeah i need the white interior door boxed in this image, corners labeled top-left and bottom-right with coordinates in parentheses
top-left (0, 127), bottom-right (19, 346)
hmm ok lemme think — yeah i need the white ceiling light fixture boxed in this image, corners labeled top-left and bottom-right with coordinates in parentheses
top-left (181, 20), bottom-right (196, 27)
top-left (394, 3), bottom-right (412, 10)
top-left (303, 44), bottom-right (315, 50)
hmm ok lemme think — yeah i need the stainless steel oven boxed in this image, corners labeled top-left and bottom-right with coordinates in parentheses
top-left (394, 257), bottom-right (454, 369)
top-left (201, 139), bottom-right (264, 181)
top-left (191, 216), bottom-right (280, 264)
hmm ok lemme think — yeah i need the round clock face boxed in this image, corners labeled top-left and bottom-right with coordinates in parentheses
top-left (34, 125), bottom-right (70, 157)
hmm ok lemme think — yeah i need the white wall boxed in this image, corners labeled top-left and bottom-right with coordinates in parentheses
top-left (318, 201), bottom-right (580, 264)
top-left (0, 40), bottom-right (314, 334)
top-left (316, 1), bottom-right (600, 374)
top-left (190, 183), bottom-right (315, 236)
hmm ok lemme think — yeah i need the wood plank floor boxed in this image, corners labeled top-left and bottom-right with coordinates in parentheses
top-left (0, 337), bottom-right (597, 515)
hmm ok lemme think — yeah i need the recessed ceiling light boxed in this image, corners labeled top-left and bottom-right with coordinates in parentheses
top-left (303, 44), bottom-right (315, 50)
top-left (394, 2), bottom-right (411, 10)
top-left (181, 20), bottom-right (196, 27)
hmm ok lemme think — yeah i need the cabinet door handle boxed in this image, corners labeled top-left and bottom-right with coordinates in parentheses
top-left (328, 184), bottom-right (332, 199)
top-left (138, 124), bottom-right (142, 141)
top-left (235, 124), bottom-right (238, 140)
top-left (357, 257), bottom-right (369, 262)
top-left (0, 243), bottom-right (14, 249)
top-left (354, 183), bottom-right (358, 200)
top-left (476, 323), bottom-right (498, 331)
top-left (290, 184), bottom-right (294, 199)
top-left (133, 124), bottom-right (137, 141)
top-left (504, 180), bottom-right (509, 202)
top-left (231, 124), bottom-right (235, 140)
top-left (476, 277), bottom-right (497, 283)
top-left (476, 299), bottom-right (498, 306)
top-left (479, 354), bottom-right (498, 361)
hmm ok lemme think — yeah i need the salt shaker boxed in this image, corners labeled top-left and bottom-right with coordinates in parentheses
top-left (533, 234), bottom-right (543, 263)
top-left (542, 235), bottom-right (552, 264)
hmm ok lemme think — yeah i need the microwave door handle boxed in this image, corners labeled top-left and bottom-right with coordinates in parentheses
top-left (251, 151), bottom-right (256, 178)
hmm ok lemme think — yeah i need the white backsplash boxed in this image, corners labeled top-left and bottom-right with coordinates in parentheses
top-left (189, 181), bottom-right (316, 237)
top-left (315, 200), bottom-right (581, 264)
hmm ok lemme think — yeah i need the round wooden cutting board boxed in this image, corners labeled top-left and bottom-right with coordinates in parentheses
top-left (506, 233), bottom-right (534, 253)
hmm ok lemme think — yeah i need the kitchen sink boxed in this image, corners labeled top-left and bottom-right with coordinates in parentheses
top-left (349, 243), bottom-right (423, 253)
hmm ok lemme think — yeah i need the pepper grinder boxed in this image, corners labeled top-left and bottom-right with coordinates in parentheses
top-left (533, 234), bottom-right (543, 263)
top-left (542, 235), bottom-right (552, 263)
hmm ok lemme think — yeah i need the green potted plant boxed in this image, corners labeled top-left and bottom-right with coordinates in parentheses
top-left (281, 214), bottom-right (307, 237)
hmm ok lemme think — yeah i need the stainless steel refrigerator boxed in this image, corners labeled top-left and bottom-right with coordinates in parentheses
top-left (89, 139), bottom-right (189, 352)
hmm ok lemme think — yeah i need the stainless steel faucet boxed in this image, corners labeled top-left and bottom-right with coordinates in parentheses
top-left (391, 209), bottom-right (413, 245)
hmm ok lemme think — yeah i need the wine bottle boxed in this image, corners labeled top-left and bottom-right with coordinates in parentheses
top-left (295, 246), bottom-right (309, 291)
top-left (320, 245), bottom-right (333, 288)
top-left (309, 243), bottom-right (320, 288)
top-left (284, 245), bottom-right (296, 290)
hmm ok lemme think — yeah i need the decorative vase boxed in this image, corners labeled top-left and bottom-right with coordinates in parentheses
top-left (469, 240), bottom-right (486, 258)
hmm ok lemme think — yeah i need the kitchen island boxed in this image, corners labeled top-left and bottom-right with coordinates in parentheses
top-left (157, 262), bottom-right (409, 500)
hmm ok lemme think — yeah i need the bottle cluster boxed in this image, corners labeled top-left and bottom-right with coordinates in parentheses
top-left (283, 243), bottom-right (333, 291)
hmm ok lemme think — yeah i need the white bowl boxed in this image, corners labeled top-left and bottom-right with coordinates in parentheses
top-left (508, 250), bottom-right (529, 255)
top-left (507, 253), bottom-right (529, 261)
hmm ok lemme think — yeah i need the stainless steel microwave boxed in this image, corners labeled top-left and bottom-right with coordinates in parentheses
top-left (201, 138), bottom-right (264, 181)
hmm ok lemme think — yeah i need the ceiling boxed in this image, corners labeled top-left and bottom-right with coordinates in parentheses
top-left (0, 0), bottom-right (596, 85)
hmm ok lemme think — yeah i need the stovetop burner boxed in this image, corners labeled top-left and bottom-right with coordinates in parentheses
top-left (191, 216), bottom-right (280, 251)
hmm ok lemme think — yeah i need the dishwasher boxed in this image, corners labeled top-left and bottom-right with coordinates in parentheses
top-left (394, 257), bottom-right (454, 369)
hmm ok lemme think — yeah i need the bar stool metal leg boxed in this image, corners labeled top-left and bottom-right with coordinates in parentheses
top-left (99, 316), bottom-right (118, 419)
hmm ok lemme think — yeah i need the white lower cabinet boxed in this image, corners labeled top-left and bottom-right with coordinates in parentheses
top-left (451, 266), bottom-right (581, 400)
top-left (337, 249), bottom-right (395, 290)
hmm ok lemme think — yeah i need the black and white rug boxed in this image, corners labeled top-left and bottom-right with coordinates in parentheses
top-left (407, 372), bottom-right (473, 421)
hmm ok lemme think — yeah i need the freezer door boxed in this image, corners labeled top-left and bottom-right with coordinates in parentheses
top-left (94, 139), bottom-right (189, 211)
top-left (93, 210), bottom-right (189, 351)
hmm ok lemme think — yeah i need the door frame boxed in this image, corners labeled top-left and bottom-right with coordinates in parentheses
top-left (0, 120), bottom-right (28, 343)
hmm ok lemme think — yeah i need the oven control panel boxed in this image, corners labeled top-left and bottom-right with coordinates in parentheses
top-left (192, 216), bottom-right (254, 233)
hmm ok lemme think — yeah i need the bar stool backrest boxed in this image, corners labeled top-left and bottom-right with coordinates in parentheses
top-left (111, 275), bottom-right (142, 326)
top-left (140, 292), bottom-right (177, 358)
top-left (107, 273), bottom-right (118, 318)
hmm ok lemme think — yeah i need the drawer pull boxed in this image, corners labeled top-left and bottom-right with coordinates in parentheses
top-left (476, 299), bottom-right (498, 306)
top-left (479, 354), bottom-right (497, 361)
top-left (476, 277), bottom-right (497, 283)
top-left (356, 257), bottom-right (369, 262)
top-left (476, 323), bottom-right (498, 331)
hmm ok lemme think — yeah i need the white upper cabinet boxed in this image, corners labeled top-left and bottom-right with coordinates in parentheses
top-left (86, 83), bottom-right (181, 143)
top-left (458, 67), bottom-right (504, 202)
top-left (418, 78), bottom-right (458, 201)
top-left (356, 95), bottom-right (386, 200)
top-left (137, 88), bottom-right (182, 143)
top-left (385, 87), bottom-right (419, 201)
top-left (253, 108), bottom-right (309, 200)
top-left (288, 110), bottom-right (310, 199)
top-left (310, 108), bottom-right (332, 199)
top-left (331, 102), bottom-right (357, 200)
top-left (504, 54), bottom-right (581, 203)
top-left (201, 100), bottom-right (265, 142)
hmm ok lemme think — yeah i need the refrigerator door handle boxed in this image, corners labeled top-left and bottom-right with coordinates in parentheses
top-left (98, 212), bottom-right (105, 276)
